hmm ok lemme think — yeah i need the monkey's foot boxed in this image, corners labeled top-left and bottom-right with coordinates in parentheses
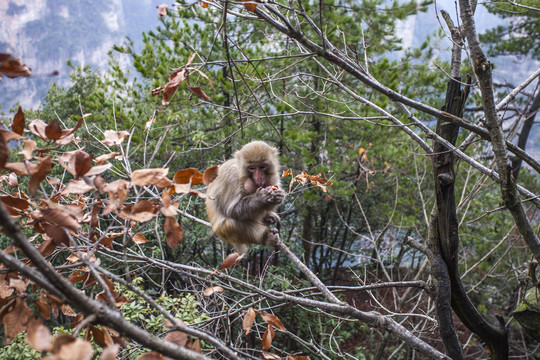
top-left (257, 186), bottom-right (285, 204)
top-left (264, 228), bottom-right (280, 247)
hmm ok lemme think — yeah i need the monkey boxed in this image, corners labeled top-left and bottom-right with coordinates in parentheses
top-left (205, 141), bottom-right (286, 253)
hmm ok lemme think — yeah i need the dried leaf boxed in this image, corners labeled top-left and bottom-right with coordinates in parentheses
top-left (12, 106), bottom-right (25, 135)
top-left (19, 139), bottom-right (36, 160)
top-left (258, 312), bottom-right (287, 331)
top-left (131, 168), bottom-right (172, 188)
top-left (3, 297), bottom-right (33, 345)
top-left (45, 121), bottom-right (62, 140)
top-left (261, 325), bottom-right (275, 351)
top-left (99, 344), bottom-right (120, 360)
top-left (188, 86), bottom-right (211, 101)
top-left (56, 337), bottom-right (93, 360)
top-left (164, 330), bottom-right (188, 347)
top-left (4, 161), bottom-right (39, 175)
top-left (242, 0), bottom-right (258, 12)
top-left (61, 178), bottom-right (95, 195)
top-left (29, 155), bottom-right (53, 194)
top-left (162, 68), bottom-right (187, 106)
top-left (164, 216), bottom-right (182, 250)
top-left (203, 286), bottom-right (224, 297)
top-left (119, 200), bottom-right (160, 222)
top-left (40, 207), bottom-right (81, 231)
top-left (95, 152), bottom-right (120, 165)
top-left (26, 318), bottom-right (51, 352)
top-left (0, 53), bottom-right (31, 78)
top-left (200, 1), bottom-right (208, 8)
top-left (136, 352), bottom-right (165, 360)
top-left (242, 307), bottom-right (256, 335)
top-left (157, 4), bottom-right (167, 17)
top-left (262, 353), bottom-right (281, 360)
top-left (102, 130), bottom-right (130, 146)
top-left (0, 131), bottom-right (9, 171)
top-left (202, 165), bottom-right (218, 185)
top-left (173, 168), bottom-right (203, 185)
top-left (132, 233), bottom-right (148, 245)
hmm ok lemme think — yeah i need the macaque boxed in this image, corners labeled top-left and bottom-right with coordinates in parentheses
top-left (206, 141), bottom-right (286, 253)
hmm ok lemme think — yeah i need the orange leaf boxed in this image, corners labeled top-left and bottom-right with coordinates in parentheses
top-left (218, 252), bottom-right (240, 271)
top-left (242, 0), bottom-right (258, 12)
top-left (200, 1), bottom-right (208, 8)
top-left (173, 168), bottom-right (203, 185)
top-left (242, 307), bottom-right (256, 335)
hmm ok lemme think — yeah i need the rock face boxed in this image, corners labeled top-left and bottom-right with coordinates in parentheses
top-left (0, 0), bottom-right (157, 111)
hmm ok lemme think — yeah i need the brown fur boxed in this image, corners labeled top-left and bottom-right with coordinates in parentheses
top-left (206, 141), bottom-right (285, 253)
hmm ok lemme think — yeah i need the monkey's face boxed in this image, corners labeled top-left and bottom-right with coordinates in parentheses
top-left (248, 163), bottom-right (268, 187)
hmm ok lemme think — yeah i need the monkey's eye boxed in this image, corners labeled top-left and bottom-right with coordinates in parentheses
top-left (248, 166), bottom-right (256, 172)
top-left (259, 165), bottom-right (267, 171)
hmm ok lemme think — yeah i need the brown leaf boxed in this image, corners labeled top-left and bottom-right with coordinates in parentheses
top-left (136, 352), bottom-right (166, 360)
top-left (26, 318), bottom-right (51, 352)
top-left (186, 338), bottom-right (201, 353)
top-left (243, 307), bottom-right (256, 335)
top-left (157, 4), bottom-right (167, 17)
top-left (57, 149), bottom-right (93, 177)
top-left (173, 168), bottom-right (203, 185)
top-left (131, 168), bottom-right (172, 188)
top-left (11, 106), bottom-right (25, 135)
top-left (0, 53), bottom-right (31, 78)
top-left (162, 68), bottom-right (187, 106)
top-left (43, 223), bottom-right (70, 246)
top-left (19, 139), bottom-right (36, 160)
top-left (29, 155), bottom-right (53, 194)
top-left (132, 233), bottom-right (148, 245)
top-left (90, 325), bottom-right (113, 347)
top-left (37, 238), bottom-right (57, 257)
top-left (1, 194), bottom-right (30, 214)
top-left (203, 286), bottom-right (224, 297)
top-left (203, 165), bottom-right (218, 185)
top-left (188, 86), bottom-right (211, 101)
top-left (61, 178), bottom-right (95, 195)
top-left (3, 297), bottom-right (33, 345)
top-left (56, 337), bottom-right (93, 360)
top-left (164, 216), bottom-right (182, 250)
top-left (99, 344), bottom-right (120, 360)
top-left (119, 200), bottom-right (160, 222)
top-left (261, 325), bottom-right (275, 351)
top-left (200, 1), bottom-right (208, 8)
top-left (258, 312), bottom-right (287, 331)
top-left (51, 334), bottom-right (76, 354)
top-left (102, 130), bottom-right (130, 146)
top-left (164, 330), bottom-right (188, 347)
top-left (4, 161), bottom-right (40, 175)
top-left (33, 292), bottom-right (52, 320)
top-left (95, 152), bottom-right (120, 165)
top-left (0, 131), bottom-right (9, 171)
top-left (45, 121), bottom-right (63, 140)
top-left (40, 206), bottom-right (81, 231)
top-left (262, 353), bottom-right (281, 360)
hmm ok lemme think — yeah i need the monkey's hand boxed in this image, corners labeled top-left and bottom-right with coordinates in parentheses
top-left (256, 186), bottom-right (285, 205)
top-left (263, 212), bottom-right (280, 225)
top-left (264, 228), bottom-right (280, 247)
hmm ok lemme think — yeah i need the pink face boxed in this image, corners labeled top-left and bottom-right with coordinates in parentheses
top-left (248, 164), bottom-right (268, 187)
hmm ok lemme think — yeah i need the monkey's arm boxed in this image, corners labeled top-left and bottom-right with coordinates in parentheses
top-left (227, 187), bottom-right (284, 221)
